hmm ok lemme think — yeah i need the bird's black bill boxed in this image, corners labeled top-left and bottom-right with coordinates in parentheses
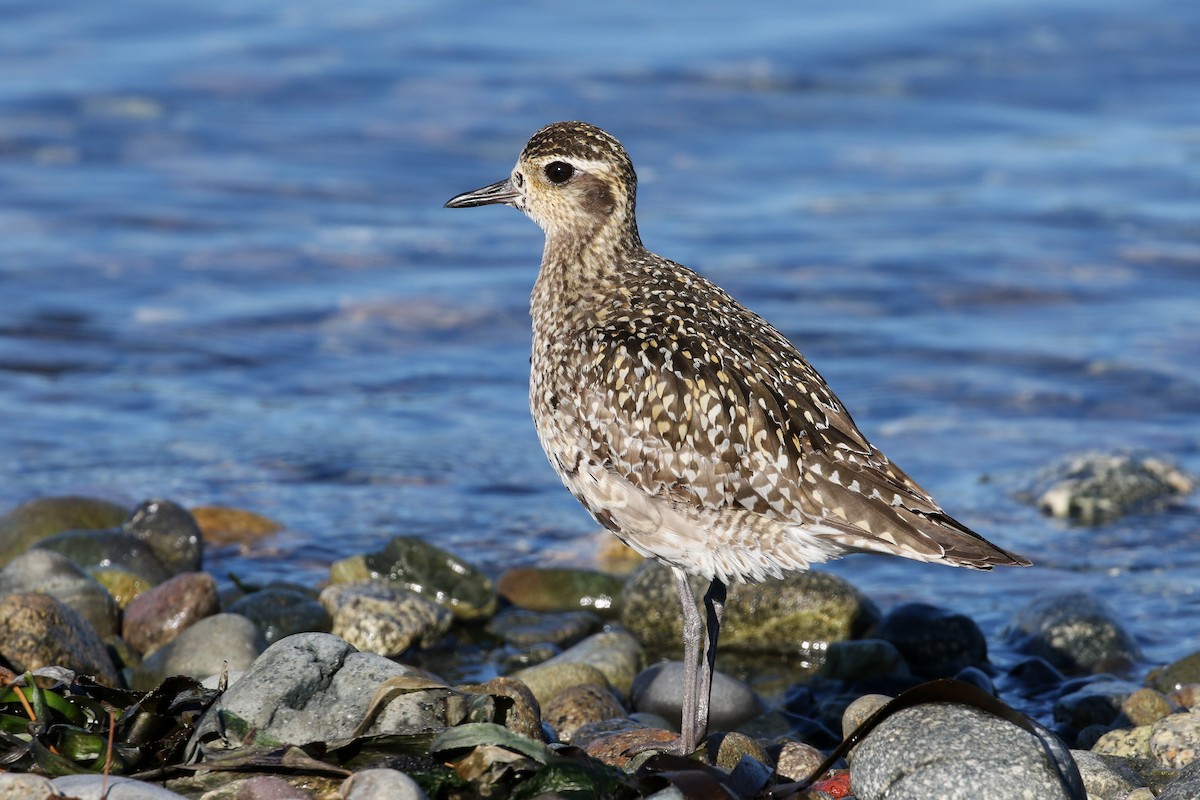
top-left (444, 178), bottom-right (519, 208)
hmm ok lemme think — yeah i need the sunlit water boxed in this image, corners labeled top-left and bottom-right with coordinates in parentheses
top-left (2, 0), bottom-right (1198, 676)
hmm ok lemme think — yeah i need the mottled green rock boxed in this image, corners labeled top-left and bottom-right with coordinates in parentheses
top-left (484, 608), bottom-right (600, 648)
top-left (496, 566), bottom-right (623, 617)
top-left (0, 496), bottom-right (127, 567)
top-left (91, 567), bottom-right (155, 608)
top-left (122, 499), bottom-right (204, 575)
top-left (817, 639), bottom-right (910, 682)
top-left (336, 535), bottom-right (496, 620)
top-left (621, 561), bottom-right (879, 658)
top-left (1149, 651), bottom-right (1200, 695)
top-left (511, 661), bottom-right (611, 708)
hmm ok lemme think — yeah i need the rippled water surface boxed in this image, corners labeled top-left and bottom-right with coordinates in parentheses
top-left (2, 0), bottom-right (1198, 669)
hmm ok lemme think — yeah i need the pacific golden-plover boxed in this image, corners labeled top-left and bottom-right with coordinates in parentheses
top-left (446, 120), bottom-right (1030, 755)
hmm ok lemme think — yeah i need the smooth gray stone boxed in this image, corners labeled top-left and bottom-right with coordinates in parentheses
top-left (630, 661), bottom-right (762, 736)
top-left (52, 774), bottom-right (189, 799)
top-left (849, 703), bottom-right (1072, 800)
top-left (0, 549), bottom-right (120, 638)
top-left (132, 612), bottom-right (266, 689)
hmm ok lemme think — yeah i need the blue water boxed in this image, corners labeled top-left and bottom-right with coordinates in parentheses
top-left (2, 0), bottom-right (1198, 670)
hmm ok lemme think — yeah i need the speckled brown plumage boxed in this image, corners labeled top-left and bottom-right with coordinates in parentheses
top-left (446, 120), bottom-right (1029, 753)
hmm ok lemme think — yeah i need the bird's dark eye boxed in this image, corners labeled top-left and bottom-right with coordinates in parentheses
top-left (543, 161), bottom-right (575, 184)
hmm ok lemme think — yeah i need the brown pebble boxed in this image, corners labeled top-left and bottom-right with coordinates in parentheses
top-left (1121, 687), bottom-right (1175, 727)
top-left (122, 571), bottom-right (219, 655)
top-left (583, 727), bottom-right (678, 768)
top-left (457, 676), bottom-right (545, 741)
top-left (543, 683), bottom-right (627, 744)
top-left (190, 505), bottom-right (283, 546)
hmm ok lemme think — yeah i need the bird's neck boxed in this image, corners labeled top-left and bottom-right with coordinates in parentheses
top-left (533, 219), bottom-right (643, 326)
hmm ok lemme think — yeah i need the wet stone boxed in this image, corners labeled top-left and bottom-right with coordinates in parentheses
top-left (1149, 651), bottom-right (1200, 695)
top-left (320, 580), bottom-right (452, 657)
top-left (1157, 761), bottom-right (1200, 800)
top-left (0, 495), bottom-right (128, 567)
top-left (1023, 450), bottom-right (1194, 524)
top-left (1008, 591), bottom-right (1141, 675)
top-left (122, 571), bottom-right (219, 655)
top-left (875, 602), bottom-right (987, 678)
top-left (0, 592), bottom-right (118, 685)
top-left (122, 499), bottom-right (204, 576)
top-left (92, 567), bottom-right (155, 608)
top-left (483, 607), bottom-right (600, 648)
top-left (132, 612), bottom-right (266, 690)
top-left (35, 528), bottom-right (173, 587)
top-left (816, 638), bottom-right (909, 683)
top-left (351, 535), bottom-right (497, 620)
top-left (621, 561), bottom-right (879, 658)
top-left (583, 726), bottom-right (678, 769)
top-left (0, 549), bottom-right (120, 639)
top-left (1054, 678), bottom-right (1143, 729)
top-left (189, 504), bottom-right (283, 547)
top-left (631, 661), bottom-right (762, 736)
top-left (496, 566), bottom-right (623, 617)
top-left (543, 683), bottom-right (627, 744)
top-left (706, 731), bottom-right (769, 770)
top-left (498, 642), bottom-right (560, 672)
top-left (226, 587), bottom-right (332, 644)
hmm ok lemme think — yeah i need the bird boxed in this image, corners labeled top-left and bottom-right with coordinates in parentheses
top-left (445, 120), bottom-right (1030, 755)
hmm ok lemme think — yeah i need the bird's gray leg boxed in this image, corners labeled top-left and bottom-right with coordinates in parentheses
top-left (696, 577), bottom-right (726, 751)
top-left (673, 567), bottom-right (702, 755)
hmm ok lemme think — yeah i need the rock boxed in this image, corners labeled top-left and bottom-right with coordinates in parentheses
top-left (34, 528), bottom-right (173, 587)
top-left (841, 693), bottom-right (892, 739)
top-left (496, 566), bottom-right (623, 617)
top-left (186, 633), bottom-right (490, 757)
top-left (484, 608), bottom-right (600, 648)
top-left (0, 549), bottom-right (120, 638)
top-left (92, 567), bottom-right (155, 608)
top-left (1023, 450), bottom-right (1194, 523)
top-left (511, 661), bottom-right (611, 708)
top-left (0, 495), bottom-right (127, 567)
top-left (122, 572), bottom-right (218, 655)
top-left (319, 581), bottom-right (452, 657)
top-left (543, 683), bottom-right (627, 744)
top-left (1150, 710), bottom-right (1200, 769)
top-left (52, 774), bottom-right (190, 799)
top-left (132, 613), bottom-right (266, 690)
top-left (0, 592), bottom-right (118, 685)
top-left (456, 676), bottom-right (544, 741)
top-left (335, 535), bottom-right (496, 620)
top-left (621, 562), bottom-right (879, 657)
top-left (340, 769), bottom-right (430, 800)
top-left (776, 740), bottom-right (825, 782)
top-left (1157, 761), bottom-right (1200, 800)
top-left (1054, 678), bottom-right (1143, 729)
top-left (570, 717), bottom-right (647, 751)
top-left (520, 630), bottom-right (643, 699)
top-left (816, 639), bottom-right (909, 683)
top-left (1008, 591), bottom-right (1140, 675)
top-left (1122, 688), bottom-right (1175, 727)
top-left (630, 661), bottom-right (762, 736)
top-left (0, 773), bottom-right (59, 799)
top-left (189, 505), bottom-right (283, 546)
top-left (226, 587), bottom-right (333, 644)
top-left (875, 603), bottom-right (987, 678)
top-left (122, 499), bottom-right (203, 576)
top-left (707, 731), bottom-right (769, 769)
top-left (1148, 651), bottom-right (1200, 694)
top-left (1092, 725), bottom-right (1153, 760)
top-left (212, 776), bottom-right (310, 799)
top-left (1070, 750), bottom-right (1145, 800)
top-left (849, 703), bottom-right (1069, 800)
top-left (583, 726), bottom-right (679, 768)
top-left (1172, 684), bottom-right (1200, 710)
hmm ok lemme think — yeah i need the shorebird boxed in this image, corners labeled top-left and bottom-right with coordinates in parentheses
top-left (445, 121), bottom-right (1030, 755)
